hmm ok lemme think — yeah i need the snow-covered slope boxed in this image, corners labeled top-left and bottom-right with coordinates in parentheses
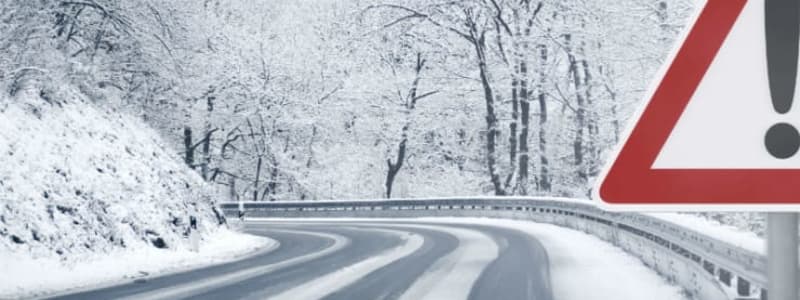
top-left (0, 86), bottom-right (226, 262)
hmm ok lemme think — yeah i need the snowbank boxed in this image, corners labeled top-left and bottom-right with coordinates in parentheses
top-left (0, 86), bottom-right (269, 296)
top-left (0, 228), bottom-right (275, 299)
top-left (423, 218), bottom-right (688, 300)
top-left (0, 87), bottom-right (225, 257)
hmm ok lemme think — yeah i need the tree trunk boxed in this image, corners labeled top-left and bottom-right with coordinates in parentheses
top-left (385, 53), bottom-right (425, 198)
top-left (201, 96), bottom-right (215, 180)
top-left (268, 156), bottom-right (278, 201)
top-left (228, 176), bottom-right (237, 202)
top-left (537, 91), bottom-right (550, 192)
top-left (480, 62), bottom-right (504, 195)
top-left (515, 4), bottom-right (537, 195)
top-left (386, 135), bottom-right (406, 198)
top-left (579, 41), bottom-right (601, 179)
top-left (566, 33), bottom-right (588, 184)
top-left (253, 156), bottom-right (262, 201)
top-left (470, 27), bottom-right (504, 196)
top-left (607, 80), bottom-right (621, 143)
top-left (657, 1), bottom-right (669, 42)
top-left (537, 43), bottom-right (551, 192)
top-left (201, 130), bottom-right (213, 180)
top-left (505, 70), bottom-right (519, 191)
top-left (183, 126), bottom-right (194, 169)
top-left (517, 58), bottom-right (531, 195)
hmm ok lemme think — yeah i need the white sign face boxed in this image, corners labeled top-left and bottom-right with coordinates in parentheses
top-left (654, 0), bottom-right (800, 169)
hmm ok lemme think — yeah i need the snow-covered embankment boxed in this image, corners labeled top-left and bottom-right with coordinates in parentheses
top-left (0, 87), bottom-right (272, 298)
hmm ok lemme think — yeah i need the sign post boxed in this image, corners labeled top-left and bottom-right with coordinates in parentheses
top-left (768, 213), bottom-right (799, 300)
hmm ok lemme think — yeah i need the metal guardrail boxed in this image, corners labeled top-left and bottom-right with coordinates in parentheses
top-left (221, 197), bottom-right (767, 300)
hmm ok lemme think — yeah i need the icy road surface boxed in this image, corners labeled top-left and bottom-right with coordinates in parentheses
top-left (48, 219), bottom-right (685, 300)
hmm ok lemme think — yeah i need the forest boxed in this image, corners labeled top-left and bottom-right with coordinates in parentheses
top-left (0, 0), bottom-right (695, 201)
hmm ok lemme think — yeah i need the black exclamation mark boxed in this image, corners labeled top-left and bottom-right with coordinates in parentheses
top-left (765, 0), bottom-right (800, 159)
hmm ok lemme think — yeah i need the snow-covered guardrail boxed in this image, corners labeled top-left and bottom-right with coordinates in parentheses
top-left (220, 197), bottom-right (766, 300)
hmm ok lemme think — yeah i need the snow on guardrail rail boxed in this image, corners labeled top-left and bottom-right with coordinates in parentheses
top-left (220, 197), bottom-right (770, 300)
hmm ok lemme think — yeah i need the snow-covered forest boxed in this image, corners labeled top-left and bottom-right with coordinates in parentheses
top-left (4, 2), bottom-right (789, 298)
top-left (1, 0), bottom-right (700, 201)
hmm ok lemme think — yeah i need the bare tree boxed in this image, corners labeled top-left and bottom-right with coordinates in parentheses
top-left (385, 53), bottom-right (437, 198)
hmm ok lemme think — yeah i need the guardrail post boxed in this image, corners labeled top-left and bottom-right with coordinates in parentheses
top-left (737, 277), bottom-right (751, 297)
top-left (767, 212), bottom-right (798, 300)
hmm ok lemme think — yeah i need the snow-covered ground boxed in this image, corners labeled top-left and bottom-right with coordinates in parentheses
top-left (0, 228), bottom-right (274, 299)
top-left (0, 86), bottom-right (274, 298)
top-left (421, 218), bottom-right (688, 300)
top-left (0, 87), bottom-right (223, 258)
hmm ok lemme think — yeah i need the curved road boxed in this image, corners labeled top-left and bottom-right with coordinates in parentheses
top-left (49, 220), bottom-right (553, 300)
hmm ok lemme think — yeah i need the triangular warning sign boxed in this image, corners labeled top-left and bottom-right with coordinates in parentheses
top-left (596, 0), bottom-right (800, 209)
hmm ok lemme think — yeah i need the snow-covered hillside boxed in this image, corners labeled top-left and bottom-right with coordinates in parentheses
top-left (0, 84), bottom-right (270, 297)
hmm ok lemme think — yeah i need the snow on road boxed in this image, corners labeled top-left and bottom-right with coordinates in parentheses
top-left (268, 228), bottom-right (424, 300)
top-left (118, 229), bottom-right (348, 300)
top-left (0, 229), bottom-right (274, 299)
top-left (424, 218), bottom-right (688, 300)
top-left (257, 217), bottom-right (687, 300)
top-left (397, 224), bottom-right (499, 300)
top-left (6, 217), bottom-right (692, 300)
top-left (250, 220), bottom-right (501, 300)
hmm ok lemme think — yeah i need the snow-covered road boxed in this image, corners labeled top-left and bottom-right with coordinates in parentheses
top-left (47, 219), bottom-right (686, 300)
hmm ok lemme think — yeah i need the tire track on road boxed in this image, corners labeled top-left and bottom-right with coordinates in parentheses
top-left (117, 229), bottom-right (349, 300)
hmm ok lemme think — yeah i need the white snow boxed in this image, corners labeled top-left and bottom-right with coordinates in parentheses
top-left (251, 219), bottom-right (502, 300)
top-left (647, 213), bottom-right (766, 254)
top-left (0, 228), bottom-right (274, 299)
top-left (0, 86), bottom-right (272, 298)
top-left (420, 218), bottom-right (689, 300)
top-left (255, 217), bottom-right (688, 300)
top-left (0, 88), bottom-right (223, 259)
top-left (118, 229), bottom-right (348, 300)
top-left (396, 224), bottom-right (499, 300)
top-left (268, 228), bottom-right (424, 300)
